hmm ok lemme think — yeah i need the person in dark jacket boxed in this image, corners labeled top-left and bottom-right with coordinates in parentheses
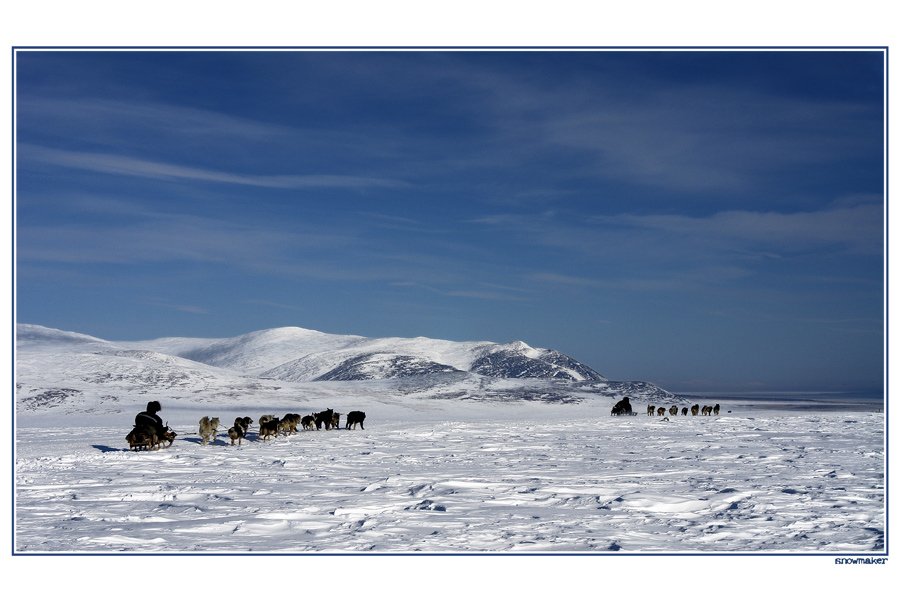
top-left (134, 400), bottom-right (165, 437)
top-left (610, 396), bottom-right (633, 416)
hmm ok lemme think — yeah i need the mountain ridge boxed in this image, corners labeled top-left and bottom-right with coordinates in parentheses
top-left (17, 323), bottom-right (607, 382)
top-left (15, 323), bottom-right (686, 416)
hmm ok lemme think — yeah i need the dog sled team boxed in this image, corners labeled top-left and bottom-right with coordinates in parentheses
top-left (611, 397), bottom-right (722, 418)
top-left (127, 401), bottom-right (366, 451)
top-left (200, 409), bottom-right (367, 446)
top-left (645, 402), bottom-right (721, 417)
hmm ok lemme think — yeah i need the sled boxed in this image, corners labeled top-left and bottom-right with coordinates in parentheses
top-left (126, 425), bottom-right (177, 451)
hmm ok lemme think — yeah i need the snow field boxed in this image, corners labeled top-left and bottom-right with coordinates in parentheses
top-left (15, 410), bottom-right (884, 553)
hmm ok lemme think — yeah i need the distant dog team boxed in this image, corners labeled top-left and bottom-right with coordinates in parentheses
top-left (640, 402), bottom-right (720, 418)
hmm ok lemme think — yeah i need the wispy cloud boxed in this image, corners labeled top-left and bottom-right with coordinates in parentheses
top-left (243, 299), bottom-right (306, 312)
top-left (17, 59), bottom-right (881, 202)
top-left (474, 202), bottom-right (883, 260)
top-left (390, 281), bottom-right (527, 302)
top-left (19, 144), bottom-right (411, 190)
top-left (17, 96), bottom-right (412, 166)
top-left (428, 58), bottom-right (882, 196)
top-left (530, 272), bottom-right (601, 288)
top-left (529, 92), bottom-right (878, 193)
top-left (591, 203), bottom-right (884, 256)
top-left (473, 200), bottom-right (883, 297)
top-left (18, 97), bottom-right (290, 140)
top-left (530, 266), bottom-right (753, 293)
top-left (144, 300), bottom-right (209, 315)
top-left (17, 204), bottom-right (355, 268)
top-left (17, 196), bottom-right (520, 292)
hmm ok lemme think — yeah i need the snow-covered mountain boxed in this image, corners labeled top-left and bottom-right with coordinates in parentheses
top-left (15, 324), bottom-right (684, 415)
top-left (124, 325), bottom-right (605, 382)
top-left (314, 353), bottom-right (464, 381)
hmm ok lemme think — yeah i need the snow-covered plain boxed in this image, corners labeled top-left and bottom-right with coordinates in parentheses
top-left (14, 325), bottom-right (886, 553)
top-left (15, 406), bottom-right (885, 553)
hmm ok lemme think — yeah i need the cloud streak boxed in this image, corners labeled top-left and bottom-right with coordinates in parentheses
top-left (16, 195), bottom-right (528, 295)
top-left (592, 203), bottom-right (885, 255)
top-left (390, 281), bottom-right (528, 302)
top-left (19, 144), bottom-right (411, 190)
top-left (16, 206), bottom-right (354, 268)
top-left (471, 200), bottom-right (883, 297)
top-left (144, 300), bottom-right (209, 315)
top-left (474, 201), bottom-right (883, 258)
top-left (428, 57), bottom-right (883, 197)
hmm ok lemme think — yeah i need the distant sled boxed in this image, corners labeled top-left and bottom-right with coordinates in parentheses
top-left (610, 397), bottom-right (636, 416)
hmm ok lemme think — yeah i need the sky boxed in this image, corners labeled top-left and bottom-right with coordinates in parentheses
top-left (14, 50), bottom-right (885, 394)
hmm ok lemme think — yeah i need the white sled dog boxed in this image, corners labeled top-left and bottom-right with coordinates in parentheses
top-left (199, 416), bottom-right (220, 445)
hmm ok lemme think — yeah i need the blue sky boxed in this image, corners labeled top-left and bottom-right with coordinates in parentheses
top-left (15, 50), bottom-right (885, 394)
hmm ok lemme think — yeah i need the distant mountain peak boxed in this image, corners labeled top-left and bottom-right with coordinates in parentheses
top-left (17, 324), bottom-right (111, 346)
top-left (315, 353), bottom-right (464, 381)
